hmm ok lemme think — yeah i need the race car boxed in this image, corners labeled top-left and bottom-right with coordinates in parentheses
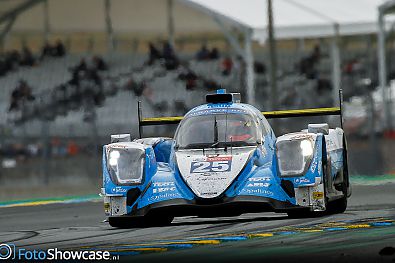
top-left (101, 90), bottom-right (351, 228)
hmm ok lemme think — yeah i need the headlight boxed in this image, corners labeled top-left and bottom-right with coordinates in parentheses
top-left (106, 143), bottom-right (145, 185)
top-left (276, 138), bottom-right (314, 177)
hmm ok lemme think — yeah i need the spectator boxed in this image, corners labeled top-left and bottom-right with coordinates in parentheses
top-left (9, 92), bottom-right (20, 111)
top-left (41, 42), bottom-right (53, 59)
top-left (19, 80), bottom-right (35, 101)
top-left (20, 46), bottom-right (35, 66)
top-left (209, 47), bottom-right (220, 60)
top-left (125, 77), bottom-right (138, 92)
top-left (196, 44), bottom-right (209, 60)
top-left (73, 58), bottom-right (88, 74)
top-left (179, 70), bottom-right (198, 90)
top-left (147, 42), bottom-right (161, 65)
top-left (53, 40), bottom-right (66, 57)
top-left (311, 44), bottom-right (321, 64)
top-left (162, 41), bottom-right (175, 61)
top-left (92, 56), bottom-right (108, 71)
top-left (8, 80), bottom-right (35, 111)
top-left (134, 82), bottom-right (146, 97)
top-left (221, 56), bottom-right (233, 76)
top-left (68, 59), bottom-right (87, 86)
top-left (299, 44), bottom-right (321, 79)
top-left (162, 41), bottom-right (179, 70)
top-left (86, 68), bottom-right (102, 86)
top-left (254, 61), bottom-right (266, 74)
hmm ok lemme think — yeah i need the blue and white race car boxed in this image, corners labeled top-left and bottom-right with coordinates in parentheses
top-left (101, 90), bottom-right (351, 228)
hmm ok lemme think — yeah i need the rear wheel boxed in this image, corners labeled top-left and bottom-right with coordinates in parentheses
top-left (327, 146), bottom-right (349, 214)
top-left (327, 195), bottom-right (347, 214)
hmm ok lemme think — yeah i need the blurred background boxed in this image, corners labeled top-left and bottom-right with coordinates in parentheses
top-left (0, 0), bottom-right (394, 201)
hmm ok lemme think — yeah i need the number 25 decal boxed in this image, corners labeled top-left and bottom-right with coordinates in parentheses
top-left (190, 160), bottom-right (232, 173)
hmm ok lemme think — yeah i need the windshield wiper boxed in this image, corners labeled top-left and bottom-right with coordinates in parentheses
top-left (210, 116), bottom-right (219, 148)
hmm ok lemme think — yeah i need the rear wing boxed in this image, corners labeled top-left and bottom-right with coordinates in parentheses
top-left (138, 90), bottom-right (344, 137)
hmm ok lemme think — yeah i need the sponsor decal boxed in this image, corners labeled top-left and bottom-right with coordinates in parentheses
top-left (112, 187), bottom-right (127, 193)
top-left (152, 187), bottom-right (176, 194)
top-left (313, 192), bottom-right (324, 200)
top-left (244, 189), bottom-right (274, 196)
top-left (196, 176), bottom-right (227, 181)
top-left (294, 178), bottom-right (310, 184)
top-left (104, 203), bottom-right (110, 215)
top-left (311, 161), bottom-right (317, 173)
top-left (289, 134), bottom-right (311, 141)
top-left (188, 108), bottom-right (247, 117)
top-left (248, 177), bottom-right (271, 182)
top-left (148, 193), bottom-right (179, 201)
top-left (206, 156), bottom-right (232, 161)
top-left (190, 156), bottom-right (232, 173)
top-left (153, 182), bottom-right (175, 187)
top-left (109, 144), bottom-right (128, 149)
top-left (201, 192), bottom-right (218, 196)
top-left (247, 182), bottom-right (270, 188)
top-left (152, 182), bottom-right (176, 194)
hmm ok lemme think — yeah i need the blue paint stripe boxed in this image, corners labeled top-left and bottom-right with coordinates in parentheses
top-left (370, 222), bottom-right (393, 226)
top-left (325, 227), bottom-right (347, 231)
top-left (277, 231), bottom-right (297, 236)
top-left (209, 236), bottom-right (248, 241)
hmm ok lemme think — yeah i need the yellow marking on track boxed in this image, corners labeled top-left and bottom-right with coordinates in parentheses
top-left (345, 224), bottom-right (371, 229)
top-left (290, 228), bottom-right (324, 233)
top-left (90, 239), bottom-right (222, 250)
top-left (3, 200), bottom-right (61, 208)
top-left (248, 233), bottom-right (274, 238)
top-left (302, 229), bottom-right (324, 233)
top-left (164, 240), bottom-right (221, 245)
top-left (319, 222), bottom-right (347, 227)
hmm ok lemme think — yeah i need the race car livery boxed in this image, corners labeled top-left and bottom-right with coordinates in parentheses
top-left (101, 90), bottom-right (351, 227)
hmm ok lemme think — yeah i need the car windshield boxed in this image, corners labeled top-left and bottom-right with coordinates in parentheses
top-left (175, 113), bottom-right (259, 149)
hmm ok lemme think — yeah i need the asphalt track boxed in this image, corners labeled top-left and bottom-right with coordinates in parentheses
top-left (1, 181), bottom-right (395, 262)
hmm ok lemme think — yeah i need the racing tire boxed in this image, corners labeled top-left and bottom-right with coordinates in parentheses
top-left (109, 215), bottom-right (174, 228)
top-left (108, 217), bottom-right (141, 228)
top-left (143, 214), bottom-right (174, 227)
top-left (327, 196), bottom-right (347, 214)
top-left (327, 146), bottom-right (349, 214)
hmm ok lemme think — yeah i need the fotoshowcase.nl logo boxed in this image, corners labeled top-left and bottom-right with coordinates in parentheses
top-left (0, 243), bottom-right (119, 261)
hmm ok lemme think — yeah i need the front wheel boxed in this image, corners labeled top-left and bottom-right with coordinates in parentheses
top-left (109, 215), bottom-right (174, 228)
top-left (327, 148), bottom-right (349, 214)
